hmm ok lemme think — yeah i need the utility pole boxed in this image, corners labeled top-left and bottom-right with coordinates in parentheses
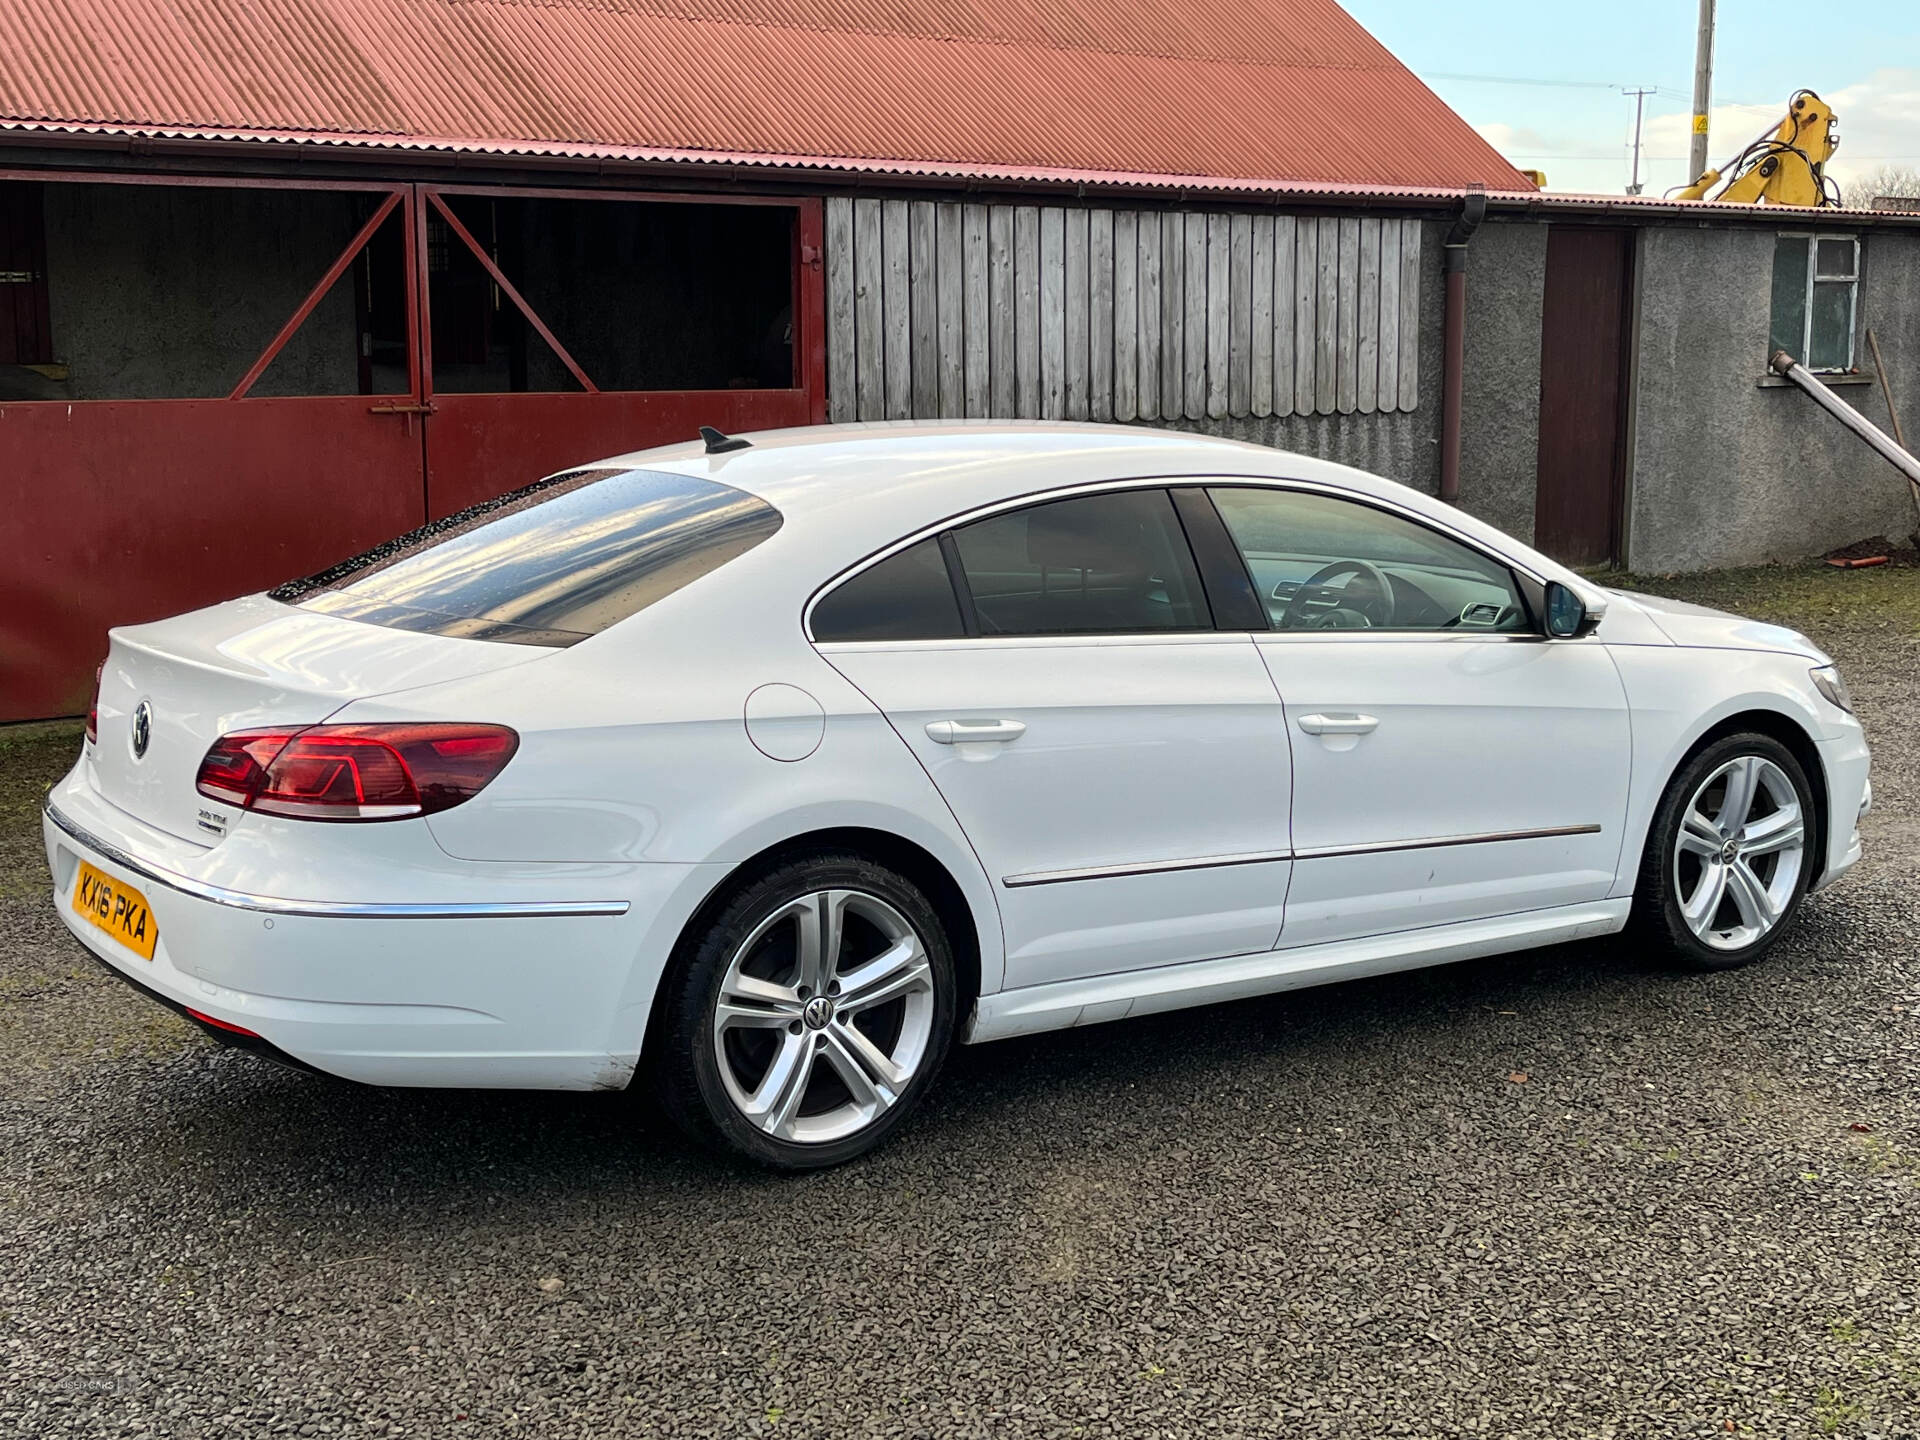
top-left (1688, 0), bottom-right (1716, 182)
top-left (1624, 87), bottom-right (1654, 194)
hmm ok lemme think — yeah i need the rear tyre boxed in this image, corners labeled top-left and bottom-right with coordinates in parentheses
top-left (1630, 732), bottom-right (1815, 971)
top-left (652, 853), bottom-right (956, 1169)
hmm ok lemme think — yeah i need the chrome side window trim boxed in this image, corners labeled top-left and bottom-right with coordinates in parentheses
top-left (803, 472), bottom-right (1550, 645)
top-left (816, 631), bottom-right (1257, 655)
top-left (44, 805), bottom-right (631, 920)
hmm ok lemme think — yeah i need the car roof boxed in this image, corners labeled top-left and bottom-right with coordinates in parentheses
top-left (584, 421), bottom-right (1566, 588)
top-left (605, 421), bottom-right (1325, 509)
top-left (598, 420), bottom-right (1396, 524)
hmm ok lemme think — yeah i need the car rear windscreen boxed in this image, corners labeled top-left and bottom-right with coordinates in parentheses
top-left (271, 467), bottom-right (782, 646)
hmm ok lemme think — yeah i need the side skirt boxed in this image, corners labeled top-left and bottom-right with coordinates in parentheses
top-left (963, 900), bottom-right (1632, 1043)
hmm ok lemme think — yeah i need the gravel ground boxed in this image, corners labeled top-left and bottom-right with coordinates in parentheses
top-left (4, 563), bottom-right (1920, 1439)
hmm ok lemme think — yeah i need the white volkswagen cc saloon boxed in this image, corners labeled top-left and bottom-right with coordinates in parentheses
top-left (46, 424), bottom-right (1869, 1167)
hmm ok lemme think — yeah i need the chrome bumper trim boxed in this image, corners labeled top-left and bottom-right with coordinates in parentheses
top-left (44, 804), bottom-right (630, 919)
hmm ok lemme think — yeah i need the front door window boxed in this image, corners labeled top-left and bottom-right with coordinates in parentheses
top-left (1208, 486), bottom-right (1530, 633)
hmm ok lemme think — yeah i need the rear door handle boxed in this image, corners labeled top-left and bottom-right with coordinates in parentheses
top-left (926, 718), bottom-right (1027, 745)
top-left (1297, 712), bottom-right (1379, 736)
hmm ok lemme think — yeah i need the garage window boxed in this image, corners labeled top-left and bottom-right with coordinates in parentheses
top-left (0, 180), bottom-right (413, 401)
top-left (1769, 234), bottom-right (1858, 372)
top-left (428, 194), bottom-right (795, 395)
top-left (0, 182), bottom-right (51, 370)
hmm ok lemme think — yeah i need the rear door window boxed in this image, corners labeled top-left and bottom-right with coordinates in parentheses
top-left (272, 468), bottom-right (781, 646)
top-left (950, 489), bottom-right (1211, 636)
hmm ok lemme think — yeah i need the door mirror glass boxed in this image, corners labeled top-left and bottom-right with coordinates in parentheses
top-left (1544, 581), bottom-right (1595, 637)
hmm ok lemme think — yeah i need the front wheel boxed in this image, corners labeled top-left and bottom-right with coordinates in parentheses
top-left (652, 854), bottom-right (957, 1169)
top-left (1631, 732), bottom-right (1816, 970)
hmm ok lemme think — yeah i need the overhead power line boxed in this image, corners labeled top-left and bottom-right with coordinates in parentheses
top-left (1428, 70), bottom-right (1616, 89)
top-left (1427, 70), bottom-right (1688, 98)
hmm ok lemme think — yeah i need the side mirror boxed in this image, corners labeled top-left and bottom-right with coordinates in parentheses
top-left (1544, 581), bottom-right (1605, 638)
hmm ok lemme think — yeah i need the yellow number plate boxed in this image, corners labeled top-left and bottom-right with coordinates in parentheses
top-left (72, 861), bottom-right (159, 961)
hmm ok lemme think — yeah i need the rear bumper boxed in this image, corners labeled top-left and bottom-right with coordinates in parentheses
top-left (80, 943), bottom-right (330, 1076)
top-left (43, 769), bottom-right (724, 1089)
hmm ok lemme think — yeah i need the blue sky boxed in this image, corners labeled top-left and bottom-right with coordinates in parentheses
top-left (1344, 0), bottom-right (1920, 196)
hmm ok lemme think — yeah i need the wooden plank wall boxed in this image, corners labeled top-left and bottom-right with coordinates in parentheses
top-left (825, 199), bottom-right (1423, 424)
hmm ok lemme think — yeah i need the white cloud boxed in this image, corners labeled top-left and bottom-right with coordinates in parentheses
top-left (1822, 69), bottom-right (1920, 186)
top-left (1472, 121), bottom-right (1555, 156)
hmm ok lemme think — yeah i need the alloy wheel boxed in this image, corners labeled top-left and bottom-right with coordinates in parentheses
top-left (1672, 754), bottom-right (1806, 951)
top-left (711, 889), bottom-right (937, 1144)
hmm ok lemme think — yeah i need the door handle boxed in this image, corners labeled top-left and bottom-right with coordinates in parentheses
top-left (1297, 712), bottom-right (1379, 736)
top-left (926, 718), bottom-right (1027, 745)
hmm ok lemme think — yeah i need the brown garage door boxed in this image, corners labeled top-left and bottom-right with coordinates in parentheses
top-left (1534, 226), bottom-right (1633, 567)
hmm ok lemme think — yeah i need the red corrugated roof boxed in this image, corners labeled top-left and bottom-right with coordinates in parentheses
top-left (0, 0), bottom-right (1535, 192)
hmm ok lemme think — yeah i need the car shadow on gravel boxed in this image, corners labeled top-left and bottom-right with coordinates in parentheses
top-left (73, 920), bottom-right (1776, 1211)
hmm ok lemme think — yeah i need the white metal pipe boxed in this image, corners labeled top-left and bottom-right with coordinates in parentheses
top-left (1768, 349), bottom-right (1920, 490)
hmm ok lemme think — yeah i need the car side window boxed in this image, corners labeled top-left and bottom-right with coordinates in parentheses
top-left (1208, 486), bottom-right (1530, 633)
top-left (951, 489), bottom-right (1212, 637)
top-left (812, 537), bottom-right (966, 642)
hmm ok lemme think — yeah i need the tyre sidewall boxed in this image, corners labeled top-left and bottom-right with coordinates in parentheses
top-left (662, 855), bottom-right (957, 1170)
top-left (1645, 733), bottom-right (1815, 971)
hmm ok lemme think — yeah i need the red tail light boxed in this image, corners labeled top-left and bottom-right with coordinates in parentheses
top-left (85, 663), bottom-right (103, 745)
top-left (195, 724), bottom-right (518, 822)
top-left (185, 1007), bottom-right (260, 1037)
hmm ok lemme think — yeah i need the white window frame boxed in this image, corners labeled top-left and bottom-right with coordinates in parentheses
top-left (1776, 232), bottom-right (1860, 372)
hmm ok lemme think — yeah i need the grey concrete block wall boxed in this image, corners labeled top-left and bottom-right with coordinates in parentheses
top-left (1186, 212), bottom-right (1920, 573)
top-left (38, 182), bottom-right (364, 401)
top-left (1455, 220), bottom-right (1546, 544)
top-left (1625, 223), bottom-right (1920, 572)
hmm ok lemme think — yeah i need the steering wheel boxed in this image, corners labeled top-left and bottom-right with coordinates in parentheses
top-left (1277, 559), bottom-right (1396, 629)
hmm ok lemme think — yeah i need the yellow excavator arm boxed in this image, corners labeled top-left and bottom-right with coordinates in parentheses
top-left (1675, 89), bottom-right (1839, 206)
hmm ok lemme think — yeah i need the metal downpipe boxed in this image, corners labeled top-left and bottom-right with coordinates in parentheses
top-left (1439, 191), bottom-right (1487, 505)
